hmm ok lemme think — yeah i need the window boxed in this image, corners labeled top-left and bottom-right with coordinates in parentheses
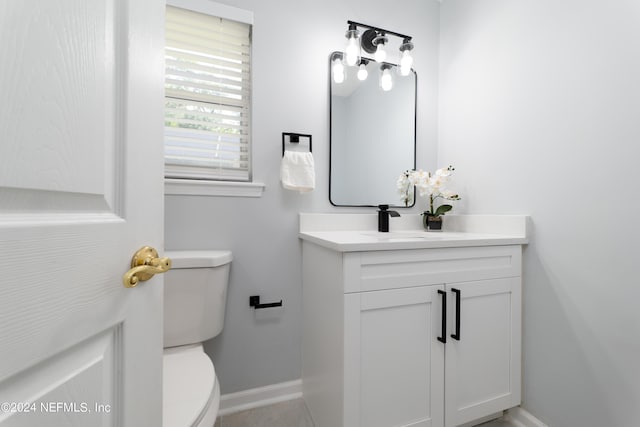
top-left (165, 4), bottom-right (252, 182)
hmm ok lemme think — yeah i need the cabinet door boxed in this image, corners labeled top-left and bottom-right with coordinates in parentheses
top-left (444, 277), bottom-right (521, 427)
top-left (344, 286), bottom-right (445, 427)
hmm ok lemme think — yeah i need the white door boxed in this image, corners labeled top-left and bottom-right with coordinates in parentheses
top-left (444, 278), bottom-right (522, 427)
top-left (344, 286), bottom-right (445, 427)
top-left (0, 1), bottom-right (165, 426)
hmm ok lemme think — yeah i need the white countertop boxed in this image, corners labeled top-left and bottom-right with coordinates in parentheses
top-left (298, 213), bottom-right (529, 252)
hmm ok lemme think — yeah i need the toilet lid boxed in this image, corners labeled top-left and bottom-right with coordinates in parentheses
top-left (163, 345), bottom-right (217, 427)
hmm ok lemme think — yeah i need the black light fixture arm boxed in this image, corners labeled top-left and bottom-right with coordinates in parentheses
top-left (346, 20), bottom-right (412, 42)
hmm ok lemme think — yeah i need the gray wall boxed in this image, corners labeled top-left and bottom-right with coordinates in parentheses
top-left (165, 0), bottom-right (440, 393)
top-left (439, 0), bottom-right (640, 425)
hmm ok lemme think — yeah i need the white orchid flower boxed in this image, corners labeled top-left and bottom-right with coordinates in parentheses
top-left (396, 176), bottom-right (408, 190)
top-left (417, 186), bottom-right (431, 197)
top-left (396, 166), bottom-right (460, 212)
top-left (397, 165), bottom-right (461, 216)
top-left (435, 167), bottom-right (452, 178)
top-left (429, 176), bottom-right (444, 189)
top-left (396, 170), bottom-right (417, 206)
top-left (410, 169), bottom-right (427, 186)
top-left (441, 189), bottom-right (461, 200)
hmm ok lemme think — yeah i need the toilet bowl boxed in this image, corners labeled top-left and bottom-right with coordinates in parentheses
top-left (162, 250), bottom-right (232, 427)
top-left (163, 344), bottom-right (219, 427)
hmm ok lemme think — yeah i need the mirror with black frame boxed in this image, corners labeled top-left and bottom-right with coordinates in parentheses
top-left (329, 51), bottom-right (416, 207)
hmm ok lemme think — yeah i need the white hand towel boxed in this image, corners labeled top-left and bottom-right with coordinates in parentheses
top-left (280, 151), bottom-right (315, 193)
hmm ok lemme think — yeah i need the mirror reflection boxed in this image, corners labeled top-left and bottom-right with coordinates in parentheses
top-left (329, 52), bottom-right (416, 207)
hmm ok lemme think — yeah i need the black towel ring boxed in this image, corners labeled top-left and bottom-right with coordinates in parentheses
top-left (282, 132), bottom-right (312, 156)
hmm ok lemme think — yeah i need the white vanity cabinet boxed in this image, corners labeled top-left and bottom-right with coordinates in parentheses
top-left (302, 241), bottom-right (522, 427)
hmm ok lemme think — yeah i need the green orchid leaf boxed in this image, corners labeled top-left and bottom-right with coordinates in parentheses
top-left (434, 204), bottom-right (452, 216)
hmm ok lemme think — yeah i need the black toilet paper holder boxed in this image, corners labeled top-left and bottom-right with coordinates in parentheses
top-left (249, 295), bottom-right (283, 309)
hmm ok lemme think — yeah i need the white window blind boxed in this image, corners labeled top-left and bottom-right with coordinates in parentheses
top-left (165, 5), bottom-right (251, 181)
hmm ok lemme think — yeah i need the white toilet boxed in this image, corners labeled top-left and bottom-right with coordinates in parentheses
top-left (162, 250), bottom-right (232, 427)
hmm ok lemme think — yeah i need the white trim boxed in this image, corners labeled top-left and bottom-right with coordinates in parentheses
top-left (505, 407), bottom-right (549, 427)
top-left (166, 0), bottom-right (253, 24)
top-left (218, 379), bottom-right (303, 416)
top-left (164, 178), bottom-right (265, 197)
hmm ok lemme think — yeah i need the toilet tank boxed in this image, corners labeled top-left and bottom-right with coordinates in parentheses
top-left (163, 250), bottom-right (232, 348)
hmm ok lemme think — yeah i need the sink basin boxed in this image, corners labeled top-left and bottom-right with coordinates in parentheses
top-left (360, 231), bottom-right (446, 240)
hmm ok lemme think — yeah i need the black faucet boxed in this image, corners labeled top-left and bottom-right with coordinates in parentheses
top-left (378, 204), bottom-right (400, 232)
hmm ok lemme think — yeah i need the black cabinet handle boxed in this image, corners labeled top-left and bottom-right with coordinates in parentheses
top-left (437, 290), bottom-right (446, 344)
top-left (451, 288), bottom-right (461, 341)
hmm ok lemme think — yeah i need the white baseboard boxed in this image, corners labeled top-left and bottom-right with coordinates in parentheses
top-left (218, 379), bottom-right (303, 416)
top-left (505, 407), bottom-right (548, 427)
top-left (218, 385), bottom-right (547, 427)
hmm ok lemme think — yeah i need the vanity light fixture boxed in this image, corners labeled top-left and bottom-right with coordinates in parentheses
top-left (344, 20), bottom-right (414, 75)
top-left (380, 63), bottom-right (393, 91)
top-left (357, 59), bottom-right (369, 81)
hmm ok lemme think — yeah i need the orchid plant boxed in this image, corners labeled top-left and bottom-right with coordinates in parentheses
top-left (396, 170), bottom-right (416, 207)
top-left (397, 166), bottom-right (461, 217)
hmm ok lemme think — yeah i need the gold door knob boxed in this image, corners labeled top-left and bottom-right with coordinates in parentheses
top-left (123, 246), bottom-right (171, 288)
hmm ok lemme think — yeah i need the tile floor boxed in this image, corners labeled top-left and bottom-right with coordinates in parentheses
top-left (214, 398), bottom-right (514, 427)
top-left (476, 418), bottom-right (513, 427)
top-left (214, 398), bottom-right (314, 427)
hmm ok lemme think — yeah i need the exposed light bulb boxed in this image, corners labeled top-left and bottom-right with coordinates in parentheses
top-left (332, 58), bottom-right (345, 84)
top-left (371, 33), bottom-right (388, 63)
top-left (345, 30), bottom-right (360, 67)
top-left (357, 63), bottom-right (368, 81)
top-left (374, 42), bottom-right (387, 62)
top-left (399, 50), bottom-right (413, 76)
top-left (380, 67), bottom-right (393, 91)
top-left (399, 39), bottom-right (414, 76)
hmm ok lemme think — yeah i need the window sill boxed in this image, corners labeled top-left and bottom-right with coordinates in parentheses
top-left (164, 178), bottom-right (265, 198)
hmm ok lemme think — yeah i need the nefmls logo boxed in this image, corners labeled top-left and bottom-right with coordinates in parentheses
top-left (40, 402), bottom-right (90, 413)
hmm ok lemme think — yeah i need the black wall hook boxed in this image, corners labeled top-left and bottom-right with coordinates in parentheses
top-left (249, 295), bottom-right (283, 309)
